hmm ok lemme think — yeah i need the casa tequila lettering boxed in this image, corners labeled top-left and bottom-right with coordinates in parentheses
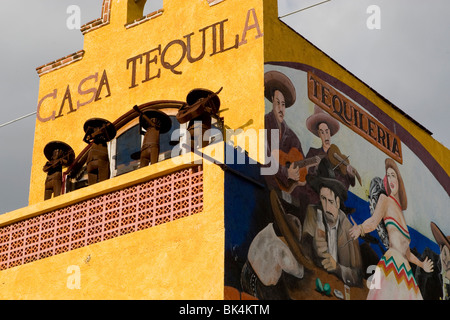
top-left (37, 8), bottom-right (262, 123)
top-left (308, 72), bottom-right (402, 163)
top-left (126, 8), bottom-right (263, 88)
top-left (37, 70), bottom-right (111, 123)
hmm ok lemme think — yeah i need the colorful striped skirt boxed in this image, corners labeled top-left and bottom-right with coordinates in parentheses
top-left (366, 248), bottom-right (423, 300)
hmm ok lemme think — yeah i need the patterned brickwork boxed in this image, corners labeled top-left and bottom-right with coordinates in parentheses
top-left (125, 9), bottom-right (164, 29)
top-left (36, 50), bottom-right (85, 77)
top-left (0, 166), bottom-right (203, 271)
top-left (80, 0), bottom-right (111, 35)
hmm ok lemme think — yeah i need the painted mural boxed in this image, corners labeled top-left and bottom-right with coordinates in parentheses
top-left (224, 63), bottom-right (450, 300)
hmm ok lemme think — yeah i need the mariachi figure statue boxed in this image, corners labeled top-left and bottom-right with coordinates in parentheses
top-left (83, 118), bottom-right (116, 185)
top-left (43, 141), bottom-right (75, 200)
top-left (133, 106), bottom-right (172, 167)
top-left (176, 87), bottom-right (222, 148)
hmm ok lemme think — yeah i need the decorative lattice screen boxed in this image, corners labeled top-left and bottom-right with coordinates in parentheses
top-left (0, 166), bottom-right (203, 270)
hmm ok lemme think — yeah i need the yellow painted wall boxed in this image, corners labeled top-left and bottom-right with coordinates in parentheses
top-left (0, 0), bottom-right (266, 300)
top-left (30, 0), bottom-right (265, 205)
top-left (3, 0), bottom-right (447, 301)
top-left (0, 156), bottom-right (225, 300)
top-left (263, 0), bottom-right (449, 175)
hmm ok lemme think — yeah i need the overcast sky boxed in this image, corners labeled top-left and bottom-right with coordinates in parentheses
top-left (0, 0), bottom-right (448, 214)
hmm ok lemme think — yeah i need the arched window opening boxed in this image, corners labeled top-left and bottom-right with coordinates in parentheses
top-left (126, 0), bottom-right (163, 25)
top-left (62, 93), bottom-right (230, 195)
top-left (112, 122), bottom-right (141, 176)
top-left (109, 111), bottom-right (181, 178)
top-left (64, 102), bottom-right (185, 194)
top-left (159, 115), bottom-right (181, 160)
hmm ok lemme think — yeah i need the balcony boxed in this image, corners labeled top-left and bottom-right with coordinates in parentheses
top-left (0, 165), bottom-right (203, 271)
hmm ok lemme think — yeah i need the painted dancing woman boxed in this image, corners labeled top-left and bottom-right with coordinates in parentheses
top-left (349, 158), bottom-right (433, 299)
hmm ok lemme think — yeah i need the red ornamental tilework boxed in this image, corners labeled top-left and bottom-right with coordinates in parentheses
top-left (0, 166), bottom-right (203, 271)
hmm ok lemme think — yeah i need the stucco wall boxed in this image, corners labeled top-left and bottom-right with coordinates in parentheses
top-left (0, 0), bottom-right (265, 300)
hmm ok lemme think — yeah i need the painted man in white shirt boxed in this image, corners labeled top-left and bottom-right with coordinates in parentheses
top-left (302, 158), bottom-right (363, 287)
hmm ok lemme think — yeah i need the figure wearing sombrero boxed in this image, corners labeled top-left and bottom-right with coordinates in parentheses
top-left (83, 118), bottom-right (116, 185)
top-left (177, 87), bottom-right (222, 149)
top-left (42, 141), bottom-right (75, 200)
top-left (135, 107), bottom-right (172, 167)
top-left (264, 70), bottom-right (311, 222)
top-left (431, 222), bottom-right (450, 300)
top-left (305, 105), bottom-right (356, 204)
top-left (301, 158), bottom-right (363, 287)
top-left (264, 71), bottom-right (300, 162)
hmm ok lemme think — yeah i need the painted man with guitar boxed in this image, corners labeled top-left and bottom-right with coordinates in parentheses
top-left (239, 71), bottom-right (315, 299)
top-left (264, 71), bottom-right (319, 222)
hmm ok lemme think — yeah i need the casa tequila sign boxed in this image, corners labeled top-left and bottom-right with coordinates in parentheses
top-left (37, 8), bottom-right (263, 123)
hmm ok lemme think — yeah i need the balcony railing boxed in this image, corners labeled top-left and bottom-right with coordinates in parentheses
top-left (0, 166), bottom-right (203, 271)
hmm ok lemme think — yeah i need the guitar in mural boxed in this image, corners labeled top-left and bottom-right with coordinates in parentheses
top-left (274, 144), bottom-right (362, 193)
top-left (274, 147), bottom-right (324, 193)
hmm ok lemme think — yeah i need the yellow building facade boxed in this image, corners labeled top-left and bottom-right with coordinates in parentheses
top-left (0, 0), bottom-right (448, 300)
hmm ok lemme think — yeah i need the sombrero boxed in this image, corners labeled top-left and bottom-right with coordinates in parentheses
top-left (306, 158), bottom-right (348, 203)
top-left (264, 70), bottom-right (296, 108)
top-left (384, 158), bottom-right (407, 210)
top-left (431, 222), bottom-right (450, 250)
top-left (306, 105), bottom-right (340, 137)
top-left (83, 118), bottom-right (117, 142)
top-left (139, 110), bottom-right (172, 134)
top-left (177, 88), bottom-right (221, 124)
top-left (43, 141), bottom-right (75, 166)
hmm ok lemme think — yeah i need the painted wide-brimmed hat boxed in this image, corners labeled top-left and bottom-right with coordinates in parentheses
top-left (306, 105), bottom-right (340, 137)
top-left (139, 110), bottom-right (172, 134)
top-left (430, 222), bottom-right (450, 250)
top-left (264, 70), bottom-right (296, 108)
top-left (43, 141), bottom-right (75, 166)
top-left (177, 88), bottom-right (222, 124)
top-left (83, 118), bottom-right (117, 141)
top-left (306, 158), bottom-right (348, 203)
top-left (384, 158), bottom-right (407, 210)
